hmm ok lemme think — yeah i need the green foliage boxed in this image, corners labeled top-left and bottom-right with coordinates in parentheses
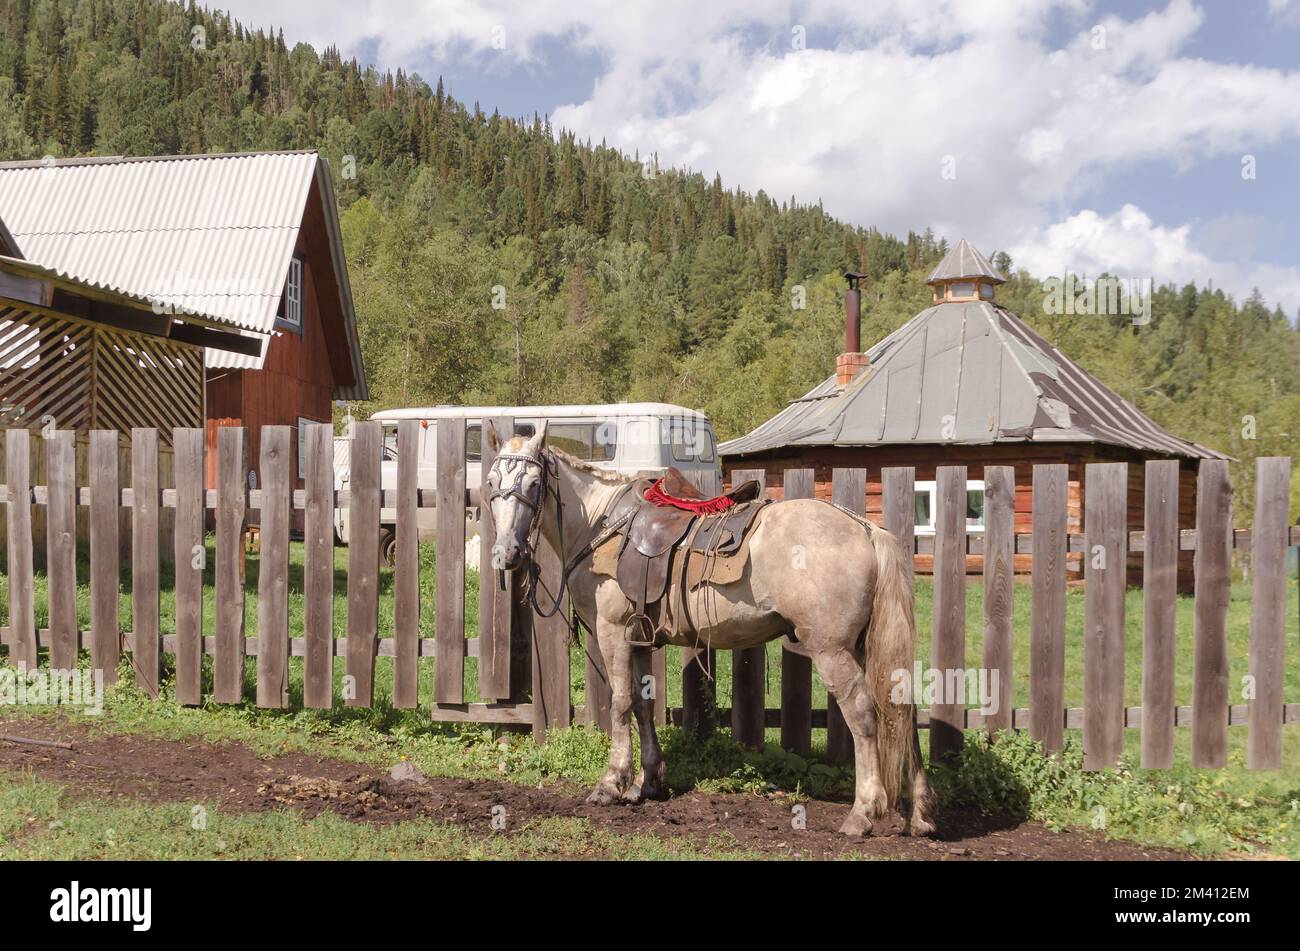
top-left (937, 730), bottom-right (1300, 856)
top-left (0, 0), bottom-right (1297, 520)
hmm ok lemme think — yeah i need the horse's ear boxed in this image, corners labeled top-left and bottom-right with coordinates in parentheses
top-left (484, 420), bottom-right (501, 454)
top-left (524, 420), bottom-right (547, 454)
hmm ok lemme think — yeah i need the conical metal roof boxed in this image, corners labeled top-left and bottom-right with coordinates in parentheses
top-left (719, 298), bottom-right (1226, 461)
top-left (926, 238), bottom-right (1006, 285)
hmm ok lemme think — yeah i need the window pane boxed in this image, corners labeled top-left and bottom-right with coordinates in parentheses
top-left (592, 420), bottom-right (617, 461)
top-left (950, 281), bottom-right (975, 298)
top-left (669, 419), bottom-right (710, 462)
top-left (914, 490), bottom-right (932, 527)
top-left (966, 488), bottom-right (985, 526)
top-left (548, 423), bottom-right (594, 459)
top-left (466, 425), bottom-right (482, 462)
top-left (381, 424), bottom-right (399, 461)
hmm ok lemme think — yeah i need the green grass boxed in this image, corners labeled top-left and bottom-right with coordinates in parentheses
top-left (2, 541), bottom-right (1299, 859)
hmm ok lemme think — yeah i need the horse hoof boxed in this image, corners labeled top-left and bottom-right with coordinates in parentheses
top-left (620, 784), bottom-right (646, 804)
top-left (908, 814), bottom-right (936, 837)
top-left (839, 811), bottom-right (874, 837)
top-left (585, 783), bottom-right (621, 806)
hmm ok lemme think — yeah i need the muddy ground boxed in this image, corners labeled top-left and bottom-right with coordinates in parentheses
top-left (0, 717), bottom-right (1190, 860)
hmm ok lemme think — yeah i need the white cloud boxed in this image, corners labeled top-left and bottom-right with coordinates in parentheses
top-left (217, 0), bottom-right (1300, 310)
top-left (1009, 204), bottom-right (1300, 313)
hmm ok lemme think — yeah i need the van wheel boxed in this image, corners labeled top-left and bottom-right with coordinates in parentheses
top-left (379, 527), bottom-right (398, 567)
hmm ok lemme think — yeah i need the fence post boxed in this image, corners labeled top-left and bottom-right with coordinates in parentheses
top-left (213, 426), bottom-right (246, 703)
top-left (302, 423), bottom-right (335, 709)
top-left (46, 430), bottom-right (77, 671)
top-left (255, 426), bottom-right (290, 709)
top-left (1192, 459), bottom-right (1232, 768)
top-left (981, 466), bottom-right (1014, 735)
top-left (131, 428), bottom-right (161, 697)
top-left (433, 417), bottom-right (467, 705)
top-left (478, 416), bottom-right (514, 701)
top-left (4, 428), bottom-right (36, 669)
top-left (930, 465), bottom-right (967, 763)
top-left (1141, 460), bottom-right (1179, 768)
top-left (172, 428), bottom-right (205, 705)
top-left (779, 468), bottom-right (815, 757)
top-left (392, 419), bottom-right (421, 709)
top-left (827, 467), bottom-right (866, 763)
top-left (1247, 457), bottom-right (1291, 769)
top-left (1083, 462), bottom-right (1127, 770)
top-left (90, 430), bottom-right (120, 684)
top-left (729, 468), bottom-right (767, 750)
top-left (345, 421), bottom-right (381, 708)
top-left (1030, 464), bottom-right (1068, 752)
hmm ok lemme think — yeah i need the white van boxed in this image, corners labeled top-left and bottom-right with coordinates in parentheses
top-left (334, 403), bottom-right (722, 564)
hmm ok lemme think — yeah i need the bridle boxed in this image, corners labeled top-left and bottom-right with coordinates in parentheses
top-left (486, 447), bottom-right (634, 620)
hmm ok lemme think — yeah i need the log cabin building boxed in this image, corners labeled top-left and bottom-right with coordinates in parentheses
top-left (719, 240), bottom-right (1227, 584)
top-left (0, 151), bottom-right (368, 521)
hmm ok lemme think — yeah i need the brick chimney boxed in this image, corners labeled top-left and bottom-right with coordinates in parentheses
top-left (837, 271), bottom-right (869, 386)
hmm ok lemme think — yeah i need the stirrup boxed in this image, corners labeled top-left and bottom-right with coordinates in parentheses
top-left (624, 614), bottom-right (657, 647)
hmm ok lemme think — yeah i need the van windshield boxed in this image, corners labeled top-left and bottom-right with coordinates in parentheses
top-left (548, 421), bottom-right (616, 461)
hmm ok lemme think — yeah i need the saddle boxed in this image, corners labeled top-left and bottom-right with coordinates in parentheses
top-left (599, 468), bottom-right (769, 646)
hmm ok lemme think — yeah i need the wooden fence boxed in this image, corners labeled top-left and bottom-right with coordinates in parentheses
top-left (1, 423), bottom-right (1297, 769)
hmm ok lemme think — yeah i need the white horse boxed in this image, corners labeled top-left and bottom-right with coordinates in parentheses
top-left (484, 425), bottom-right (934, 836)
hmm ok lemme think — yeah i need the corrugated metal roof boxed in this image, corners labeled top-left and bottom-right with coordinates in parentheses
top-left (926, 238), bottom-right (1006, 285)
top-left (0, 151), bottom-right (319, 371)
top-left (719, 298), bottom-right (1227, 461)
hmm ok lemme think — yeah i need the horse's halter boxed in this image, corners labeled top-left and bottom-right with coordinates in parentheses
top-left (486, 447), bottom-right (569, 614)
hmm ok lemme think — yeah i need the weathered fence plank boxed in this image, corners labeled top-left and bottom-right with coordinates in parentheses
top-left (780, 467), bottom-right (815, 757)
top-left (131, 428), bottom-right (161, 696)
top-left (255, 426), bottom-right (290, 709)
top-left (435, 417), bottom-right (467, 705)
top-left (172, 428), bottom-right (204, 705)
top-left (478, 416), bottom-right (514, 701)
top-left (1141, 460), bottom-right (1179, 768)
top-left (46, 430), bottom-right (77, 671)
top-left (930, 465), bottom-right (967, 764)
top-left (1030, 464), bottom-right (1068, 752)
top-left (827, 467), bottom-right (866, 763)
top-left (4, 428), bottom-right (35, 669)
top-left (346, 421), bottom-right (381, 708)
top-left (213, 426), bottom-right (246, 703)
top-left (531, 525), bottom-right (572, 741)
top-left (392, 419), bottom-right (421, 709)
top-left (89, 430), bottom-right (120, 683)
top-left (881, 467), bottom-right (916, 592)
top-left (982, 466), bottom-right (1014, 735)
top-left (1192, 459), bottom-right (1232, 768)
top-left (1248, 457), bottom-right (1291, 769)
top-left (730, 468), bottom-right (767, 750)
top-left (1084, 463), bottom-right (1127, 770)
top-left (302, 423), bottom-right (335, 709)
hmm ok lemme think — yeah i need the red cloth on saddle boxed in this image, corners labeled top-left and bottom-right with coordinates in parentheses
top-left (643, 478), bottom-right (737, 514)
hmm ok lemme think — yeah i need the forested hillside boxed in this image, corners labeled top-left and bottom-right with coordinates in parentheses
top-left (1, 0), bottom-right (1297, 515)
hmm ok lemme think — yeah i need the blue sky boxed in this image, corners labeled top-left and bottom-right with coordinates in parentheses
top-left (226, 0), bottom-right (1300, 313)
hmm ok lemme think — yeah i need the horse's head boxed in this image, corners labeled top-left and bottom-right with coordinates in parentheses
top-left (484, 421), bottom-right (549, 571)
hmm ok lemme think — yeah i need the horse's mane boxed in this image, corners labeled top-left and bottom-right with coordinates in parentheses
top-left (546, 446), bottom-right (635, 485)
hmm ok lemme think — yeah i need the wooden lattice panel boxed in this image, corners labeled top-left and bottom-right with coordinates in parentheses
top-left (93, 329), bottom-right (203, 444)
top-left (0, 307), bottom-right (93, 431)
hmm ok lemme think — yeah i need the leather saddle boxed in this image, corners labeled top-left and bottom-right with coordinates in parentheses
top-left (604, 468), bottom-right (769, 645)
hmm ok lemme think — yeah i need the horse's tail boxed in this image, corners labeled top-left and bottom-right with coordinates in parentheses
top-left (864, 524), bottom-right (919, 810)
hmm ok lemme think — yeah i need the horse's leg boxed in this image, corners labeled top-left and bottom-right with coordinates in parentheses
top-left (586, 613), bottom-right (636, 805)
top-left (908, 712), bottom-right (936, 835)
top-left (623, 646), bottom-right (667, 802)
top-left (807, 636), bottom-right (888, 837)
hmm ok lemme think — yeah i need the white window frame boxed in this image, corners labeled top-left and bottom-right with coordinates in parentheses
top-left (913, 479), bottom-right (986, 536)
top-left (282, 257), bottom-right (304, 329)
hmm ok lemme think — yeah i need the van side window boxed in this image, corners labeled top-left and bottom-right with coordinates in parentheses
top-left (466, 425), bottom-right (481, 462)
top-left (668, 419), bottom-right (710, 462)
top-left (547, 422), bottom-right (616, 461)
top-left (381, 424), bottom-right (399, 461)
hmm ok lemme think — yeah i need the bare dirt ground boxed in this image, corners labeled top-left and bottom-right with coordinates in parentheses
top-left (0, 717), bottom-right (1190, 860)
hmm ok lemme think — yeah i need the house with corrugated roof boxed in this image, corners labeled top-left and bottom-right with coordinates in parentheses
top-left (0, 150), bottom-right (367, 498)
top-left (720, 239), bottom-right (1226, 582)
